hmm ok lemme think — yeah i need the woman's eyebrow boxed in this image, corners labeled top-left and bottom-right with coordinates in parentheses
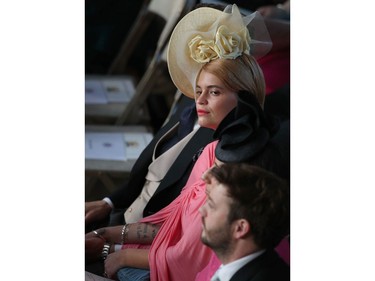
top-left (195, 84), bottom-right (224, 90)
top-left (207, 85), bottom-right (224, 89)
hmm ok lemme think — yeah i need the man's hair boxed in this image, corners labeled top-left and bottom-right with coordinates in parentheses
top-left (208, 163), bottom-right (289, 248)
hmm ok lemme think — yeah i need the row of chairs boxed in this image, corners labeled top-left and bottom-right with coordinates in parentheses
top-left (86, 0), bottom-right (197, 125)
top-left (85, 0), bottom-right (198, 195)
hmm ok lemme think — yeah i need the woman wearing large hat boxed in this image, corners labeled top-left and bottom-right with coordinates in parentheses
top-left (85, 4), bottom-right (288, 281)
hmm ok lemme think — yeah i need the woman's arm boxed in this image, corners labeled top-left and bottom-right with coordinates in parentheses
top-left (88, 222), bottom-right (161, 245)
top-left (86, 223), bottom-right (160, 262)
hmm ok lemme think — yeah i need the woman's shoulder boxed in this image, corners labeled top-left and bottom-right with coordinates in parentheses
top-left (191, 141), bottom-right (218, 173)
top-left (200, 140), bottom-right (219, 160)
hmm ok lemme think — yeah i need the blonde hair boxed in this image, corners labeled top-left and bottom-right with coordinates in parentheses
top-left (200, 53), bottom-right (266, 108)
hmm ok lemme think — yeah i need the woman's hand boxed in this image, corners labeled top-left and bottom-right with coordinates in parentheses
top-left (85, 236), bottom-right (105, 263)
top-left (104, 250), bottom-right (127, 279)
top-left (104, 249), bottom-right (150, 279)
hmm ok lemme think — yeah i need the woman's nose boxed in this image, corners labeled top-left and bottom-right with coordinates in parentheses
top-left (196, 92), bottom-right (207, 104)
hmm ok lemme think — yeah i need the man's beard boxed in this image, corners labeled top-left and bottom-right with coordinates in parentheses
top-left (201, 221), bottom-right (233, 255)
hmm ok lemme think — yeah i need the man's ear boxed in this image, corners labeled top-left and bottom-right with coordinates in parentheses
top-left (233, 219), bottom-right (251, 239)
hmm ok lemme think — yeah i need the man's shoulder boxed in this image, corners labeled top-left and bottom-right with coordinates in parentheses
top-left (232, 250), bottom-right (289, 281)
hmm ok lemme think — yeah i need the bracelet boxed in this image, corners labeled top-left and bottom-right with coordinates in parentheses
top-left (121, 224), bottom-right (130, 244)
top-left (93, 230), bottom-right (105, 242)
top-left (101, 243), bottom-right (111, 261)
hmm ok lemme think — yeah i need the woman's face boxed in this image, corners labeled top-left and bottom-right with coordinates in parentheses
top-left (195, 69), bottom-right (238, 130)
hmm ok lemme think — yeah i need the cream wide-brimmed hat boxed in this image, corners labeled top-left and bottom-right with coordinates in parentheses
top-left (167, 4), bottom-right (272, 99)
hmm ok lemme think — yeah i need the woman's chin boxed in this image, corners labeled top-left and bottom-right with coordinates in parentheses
top-left (198, 119), bottom-right (216, 130)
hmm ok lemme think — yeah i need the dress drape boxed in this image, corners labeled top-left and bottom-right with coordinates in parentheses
top-left (122, 141), bottom-right (218, 281)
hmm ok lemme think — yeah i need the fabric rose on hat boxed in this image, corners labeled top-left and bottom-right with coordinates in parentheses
top-left (188, 24), bottom-right (251, 64)
top-left (189, 36), bottom-right (219, 63)
top-left (214, 25), bottom-right (251, 59)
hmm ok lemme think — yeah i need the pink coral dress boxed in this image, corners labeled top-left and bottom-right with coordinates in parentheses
top-left (122, 141), bottom-right (218, 281)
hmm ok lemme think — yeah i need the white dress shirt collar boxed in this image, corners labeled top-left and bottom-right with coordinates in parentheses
top-left (215, 250), bottom-right (266, 281)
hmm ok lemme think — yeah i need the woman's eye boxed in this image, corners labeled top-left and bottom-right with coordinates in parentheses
top-left (209, 90), bottom-right (219, 96)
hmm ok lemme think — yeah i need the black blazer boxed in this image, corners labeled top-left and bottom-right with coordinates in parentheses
top-left (230, 250), bottom-right (290, 281)
top-left (109, 96), bottom-right (215, 218)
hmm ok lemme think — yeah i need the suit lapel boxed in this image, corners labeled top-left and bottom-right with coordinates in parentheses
top-left (127, 118), bottom-right (179, 186)
top-left (229, 250), bottom-right (289, 281)
top-left (152, 127), bottom-right (214, 195)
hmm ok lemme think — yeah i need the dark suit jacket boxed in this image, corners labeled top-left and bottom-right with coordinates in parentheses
top-left (230, 250), bottom-right (290, 281)
top-left (109, 95), bottom-right (215, 219)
